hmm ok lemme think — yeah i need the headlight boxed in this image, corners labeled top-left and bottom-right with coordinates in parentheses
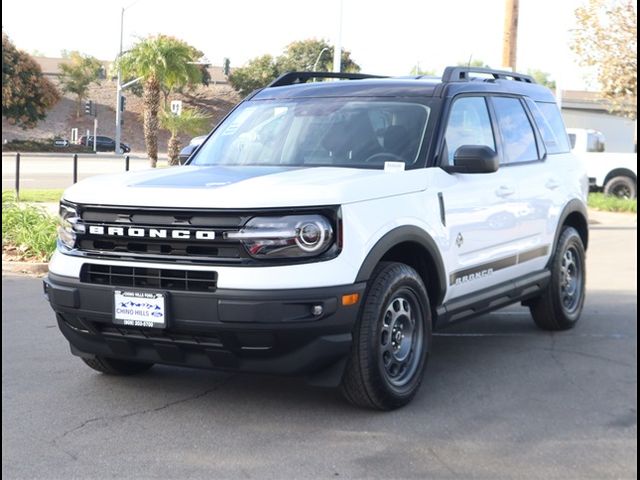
top-left (228, 215), bottom-right (334, 259)
top-left (58, 202), bottom-right (84, 249)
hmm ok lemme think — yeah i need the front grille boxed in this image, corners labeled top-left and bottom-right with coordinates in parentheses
top-left (75, 206), bottom-right (250, 262)
top-left (81, 264), bottom-right (217, 292)
top-left (77, 237), bottom-right (241, 259)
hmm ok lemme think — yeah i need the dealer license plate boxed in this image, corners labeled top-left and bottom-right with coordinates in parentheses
top-left (114, 290), bottom-right (166, 328)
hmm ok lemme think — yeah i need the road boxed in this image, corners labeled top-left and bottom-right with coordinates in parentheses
top-left (1, 153), bottom-right (166, 190)
top-left (2, 220), bottom-right (637, 479)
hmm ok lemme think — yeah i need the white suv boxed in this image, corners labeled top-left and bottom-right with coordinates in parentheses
top-left (45, 68), bottom-right (589, 410)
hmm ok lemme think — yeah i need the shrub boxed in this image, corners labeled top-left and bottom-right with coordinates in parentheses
top-left (2, 138), bottom-right (94, 153)
top-left (2, 192), bottom-right (58, 261)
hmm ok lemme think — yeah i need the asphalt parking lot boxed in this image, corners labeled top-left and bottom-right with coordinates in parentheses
top-left (2, 216), bottom-right (637, 479)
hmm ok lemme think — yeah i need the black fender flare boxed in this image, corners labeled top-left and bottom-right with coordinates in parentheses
top-left (354, 225), bottom-right (447, 305)
top-left (551, 199), bottom-right (589, 259)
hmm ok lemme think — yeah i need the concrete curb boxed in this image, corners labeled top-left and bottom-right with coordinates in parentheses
top-left (2, 261), bottom-right (48, 276)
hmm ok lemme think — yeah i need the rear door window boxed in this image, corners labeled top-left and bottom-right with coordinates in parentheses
top-left (492, 97), bottom-right (539, 164)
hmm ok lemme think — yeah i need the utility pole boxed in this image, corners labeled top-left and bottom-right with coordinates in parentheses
top-left (502, 0), bottom-right (519, 71)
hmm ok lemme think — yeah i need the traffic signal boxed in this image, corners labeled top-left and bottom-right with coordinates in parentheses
top-left (120, 95), bottom-right (126, 112)
top-left (84, 100), bottom-right (93, 115)
top-left (223, 57), bottom-right (230, 76)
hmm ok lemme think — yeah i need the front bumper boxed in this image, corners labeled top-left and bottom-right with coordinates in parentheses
top-left (44, 273), bottom-right (365, 380)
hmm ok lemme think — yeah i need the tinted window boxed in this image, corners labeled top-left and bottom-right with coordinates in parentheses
top-left (444, 97), bottom-right (495, 164)
top-left (587, 132), bottom-right (605, 152)
top-left (493, 97), bottom-right (539, 163)
top-left (568, 133), bottom-right (576, 149)
top-left (192, 99), bottom-right (430, 169)
top-left (530, 101), bottom-right (571, 154)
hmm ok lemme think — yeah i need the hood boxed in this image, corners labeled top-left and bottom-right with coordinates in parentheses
top-left (62, 165), bottom-right (428, 208)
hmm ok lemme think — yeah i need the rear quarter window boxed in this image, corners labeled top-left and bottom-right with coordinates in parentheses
top-left (530, 101), bottom-right (571, 154)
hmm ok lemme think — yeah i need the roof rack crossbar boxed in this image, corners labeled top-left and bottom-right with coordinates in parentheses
top-left (441, 67), bottom-right (535, 84)
top-left (267, 71), bottom-right (387, 88)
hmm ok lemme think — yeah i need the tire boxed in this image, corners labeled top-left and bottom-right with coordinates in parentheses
top-left (603, 175), bottom-right (636, 199)
top-left (81, 356), bottom-right (154, 375)
top-left (529, 226), bottom-right (586, 331)
top-left (340, 262), bottom-right (432, 410)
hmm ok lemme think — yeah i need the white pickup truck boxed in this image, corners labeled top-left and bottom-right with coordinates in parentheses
top-left (567, 128), bottom-right (637, 199)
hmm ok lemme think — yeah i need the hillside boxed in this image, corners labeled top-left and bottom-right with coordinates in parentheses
top-left (1, 79), bottom-right (241, 154)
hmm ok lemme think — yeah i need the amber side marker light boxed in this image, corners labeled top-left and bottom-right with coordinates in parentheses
top-left (342, 293), bottom-right (360, 306)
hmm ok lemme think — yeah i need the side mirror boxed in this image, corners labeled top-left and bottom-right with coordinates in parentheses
top-left (442, 145), bottom-right (499, 174)
top-left (178, 144), bottom-right (197, 165)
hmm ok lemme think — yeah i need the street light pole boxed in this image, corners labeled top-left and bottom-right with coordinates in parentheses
top-left (312, 47), bottom-right (329, 72)
top-left (333, 0), bottom-right (343, 73)
top-left (114, 7), bottom-right (125, 155)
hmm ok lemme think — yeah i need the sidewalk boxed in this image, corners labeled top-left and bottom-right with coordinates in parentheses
top-left (588, 208), bottom-right (637, 227)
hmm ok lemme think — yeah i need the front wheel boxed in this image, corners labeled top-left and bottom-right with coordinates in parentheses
top-left (529, 226), bottom-right (586, 330)
top-left (341, 262), bottom-right (432, 410)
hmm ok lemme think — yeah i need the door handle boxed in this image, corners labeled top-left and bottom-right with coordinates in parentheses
top-left (495, 185), bottom-right (515, 198)
top-left (545, 179), bottom-right (560, 190)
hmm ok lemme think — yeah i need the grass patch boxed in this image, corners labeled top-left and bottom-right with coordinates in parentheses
top-left (588, 193), bottom-right (637, 213)
top-left (2, 189), bottom-right (64, 203)
top-left (2, 191), bottom-right (58, 261)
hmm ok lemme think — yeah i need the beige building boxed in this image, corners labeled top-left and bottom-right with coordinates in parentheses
top-left (560, 90), bottom-right (636, 153)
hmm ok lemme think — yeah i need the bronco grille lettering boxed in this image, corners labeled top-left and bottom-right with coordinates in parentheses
top-left (86, 225), bottom-right (216, 240)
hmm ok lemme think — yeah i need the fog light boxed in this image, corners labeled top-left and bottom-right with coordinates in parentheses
top-left (311, 304), bottom-right (324, 316)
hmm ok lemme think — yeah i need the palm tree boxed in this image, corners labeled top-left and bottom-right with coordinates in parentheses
top-left (159, 107), bottom-right (211, 165)
top-left (117, 35), bottom-right (202, 167)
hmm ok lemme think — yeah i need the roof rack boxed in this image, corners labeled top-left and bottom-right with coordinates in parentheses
top-left (441, 66), bottom-right (535, 84)
top-left (267, 71), bottom-right (387, 88)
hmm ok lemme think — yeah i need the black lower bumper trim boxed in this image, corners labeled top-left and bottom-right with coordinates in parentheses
top-left (45, 273), bottom-right (365, 378)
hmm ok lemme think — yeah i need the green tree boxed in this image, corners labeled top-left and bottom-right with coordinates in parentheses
top-left (116, 35), bottom-right (203, 167)
top-left (571, 0), bottom-right (636, 119)
top-left (277, 39), bottom-right (360, 73)
top-left (2, 33), bottom-right (60, 129)
top-left (58, 51), bottom-right (103, 118)
top-left (229, 39), bottom-right (361, 97)
top-left (527, 69), bottom-right (556, 90)
top-left (159, 107), bottom-right (211, 165)
top-left (228, 54), bottom-right (279, 97)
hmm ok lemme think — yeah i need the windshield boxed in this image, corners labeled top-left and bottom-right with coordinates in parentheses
top-left (190, 98), bottom-right (431, 169)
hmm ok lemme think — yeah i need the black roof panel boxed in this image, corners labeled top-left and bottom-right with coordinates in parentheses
top-left (251, 76), bottom-right (556, 103)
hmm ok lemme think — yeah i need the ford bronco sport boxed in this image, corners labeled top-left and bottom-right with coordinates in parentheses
top-left (45, 67), bottom-right (589, 410)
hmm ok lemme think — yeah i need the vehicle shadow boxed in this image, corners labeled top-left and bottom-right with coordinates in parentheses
top-left (101, 289), bottom-right (636, 418)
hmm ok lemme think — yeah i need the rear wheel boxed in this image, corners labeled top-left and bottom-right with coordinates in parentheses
top-left (81, 356), bottom-right (154, 375)
top-left (341, 262), bottom-right (432, 410)
top-left (529, 226), bottom-right (586, 331)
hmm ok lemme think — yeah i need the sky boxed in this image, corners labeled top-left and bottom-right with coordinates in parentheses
top-left (2, 0), bottom-right (595, 90)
